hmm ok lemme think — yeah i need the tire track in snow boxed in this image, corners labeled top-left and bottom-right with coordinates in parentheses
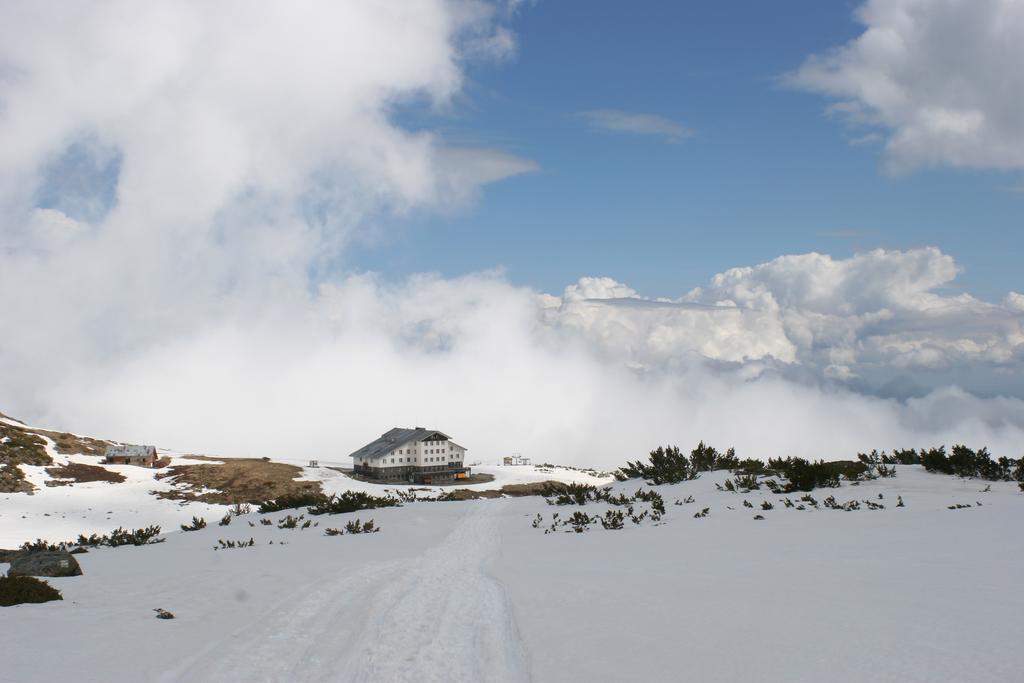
top-left (339, 501), bottom-right (530, 683)
top-left (168, 501), bottom-right (529, 683)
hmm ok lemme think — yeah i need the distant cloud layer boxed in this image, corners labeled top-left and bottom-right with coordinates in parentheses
top-left (580, 110), bottom-right (692, 142)
top-left (0, 2), bottom-right (1022, 466)
top-left (790, 0), bottom-right (1024, 172)
top-left (550, 249), bottom-right (1024, 398)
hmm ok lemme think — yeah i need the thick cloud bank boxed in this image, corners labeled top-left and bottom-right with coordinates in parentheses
top-left (555, 249), bottom-right (1024, 398)
top-left (1, 2), bottom-right (1022, 466)
top-left (791, 0), bottom-right (1024, 172)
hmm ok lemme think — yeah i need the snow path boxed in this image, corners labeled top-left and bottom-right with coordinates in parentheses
top-left (167, 501), bottom-right (530, 683)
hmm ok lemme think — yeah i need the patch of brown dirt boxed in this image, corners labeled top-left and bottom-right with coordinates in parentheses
top-left (435, 480), bottom-right (573, 500)
top-left (438, 489), bottom-right (503, 500)
top-left (38, 430), bottom-right (111, 457)
top-left (155, 459), bottom-right (323, 505)
top-left (497, 481), bottom-right (566, 497)
top-left (0, 416), bottom-right (125, 492)
top-left (0, 422), bottom-right (52, 493)
top-left (44, 463), bottom-right (126, 486)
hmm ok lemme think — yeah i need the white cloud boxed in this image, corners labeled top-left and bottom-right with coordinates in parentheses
top-left (32, 263), bottom-right (1024, 469)
top-left (580, 110), bottom-right (692, 142)
top-left (0, 0), bottom-right (533, 381)
top-left (1, 3), bottom-right (1022, 467)
top-left (789, 0), bottom-right (1024, 172)
top-left (552, 248), bottom-right (1024, 394)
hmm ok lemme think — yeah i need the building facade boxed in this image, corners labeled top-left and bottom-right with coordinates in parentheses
top-left (350, 428), bottom-right (469, 484)
top-left (103, 444), bottom-right (158, 467)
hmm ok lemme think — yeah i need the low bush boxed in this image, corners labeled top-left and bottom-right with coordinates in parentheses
top-left (542, 482), bottom-right (597, 506)
top-left (915, 445), bottom-right (1022, 482)
top-left (770, 458), bottom-right (864, 492)
top-left (616, 445), bottom-right (699, 484)
top-left (277, 514), bottom-right (301, 529)
top-left (620, 440), bottom-right (1022, 490)
top-left (27, 525), bottom-right (165, 551)
top-left (0, 575), bottom-right (63, 607)
top-left (257, 492), bottom-right (328, 513)
top-left (566, 511), bottom-right (592, 533)
top-left (20, 539), bottom-right (67, 552)
top-left (600, 510), bottom-right (624, 530)
top-left (92, 526), bottom-right (164, 547)
top-left (307, 491), bottom-right (401, 516)
top-left (181, 516), bottom-right (206, 532)
top-left (327, 519), bottom-right (380, 535)
top-left (345, 518), bottom-right (378, 534)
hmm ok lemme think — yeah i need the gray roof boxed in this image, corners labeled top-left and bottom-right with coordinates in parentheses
top-left (349, 427), bottom-right (451, 460)
top-left (104, 444), bottom-right (157, 458)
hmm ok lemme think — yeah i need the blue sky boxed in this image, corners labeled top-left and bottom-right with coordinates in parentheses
top-left (348, 1), bottom-right (1021, 302)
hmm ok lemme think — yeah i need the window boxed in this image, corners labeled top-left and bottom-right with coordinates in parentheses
top-left (390, 458), bottom-right (395, 464)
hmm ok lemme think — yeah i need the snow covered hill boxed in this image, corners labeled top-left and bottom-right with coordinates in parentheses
top-left (2, 454), bottom-right (1022, 682)
top-left (0, 413), bottom-right (608, 548)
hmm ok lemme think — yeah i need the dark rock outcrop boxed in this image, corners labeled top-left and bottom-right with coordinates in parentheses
top-left (7, 551), bottom-right (82, 577)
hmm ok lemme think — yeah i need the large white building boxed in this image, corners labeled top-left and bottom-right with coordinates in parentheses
top-left (349, 428), bottom-right (469, 484)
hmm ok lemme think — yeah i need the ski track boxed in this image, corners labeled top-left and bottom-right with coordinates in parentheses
top-left (169, 501), bottom-right (530, 683)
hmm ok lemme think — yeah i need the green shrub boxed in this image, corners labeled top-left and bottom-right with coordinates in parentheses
top-left (734, 458), bottom-right (768, 475)
top-left (616, 445), bottom-right (697, 484)
top-left (543, 482), bottom-right (597, 505)
top-left (771, 458), bottom-right (844, 492)
top-left (0, 575), bottom-right (63, 606)
top-left (566, 511), bottom-right (592, 533)
top-left (600, 510), bottom-right (625, 530)
top-left (857, 450), bottom-right (897, 478)
top-left (20, 539), bottom-right (67, 552)
top-left (732, 474), bottom-right (761, 490)
top-left (891, 449), bottom-right (922, 465)
top-left (307, 491), bottom-right (400, 516)
top-left (340, 518), bottom-right (379, 534)
top-left (181, 516), bottom-right (206, 532)
top-left (277, 514), bottom-right (301, 529)
top-left (258, 492), bottom-right (329, 513)
top-left (618, 442), bottom-right (741, 484)
top-left (23, 525), bottom-right (164, 550)
top-left (920, 446), bottom-right (953, 474)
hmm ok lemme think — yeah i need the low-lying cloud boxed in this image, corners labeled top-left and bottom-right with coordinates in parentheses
top-left (1, 1), bottom-right (1022, 468)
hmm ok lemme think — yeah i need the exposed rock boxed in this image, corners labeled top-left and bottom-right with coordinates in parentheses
top-left (7, 551), bottom-right (83, 578)
top-left (439, 489), bottom-right (502, 501)
top-left (499, 481), bottom-right (566, 496)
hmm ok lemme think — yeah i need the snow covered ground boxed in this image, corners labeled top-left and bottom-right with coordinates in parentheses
top-left (0, 458), bottom-right (608, 549)
top-left (1, 410), bottom-right (609, 547)
top-left (3, 466), bottom-right (1022, 682)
